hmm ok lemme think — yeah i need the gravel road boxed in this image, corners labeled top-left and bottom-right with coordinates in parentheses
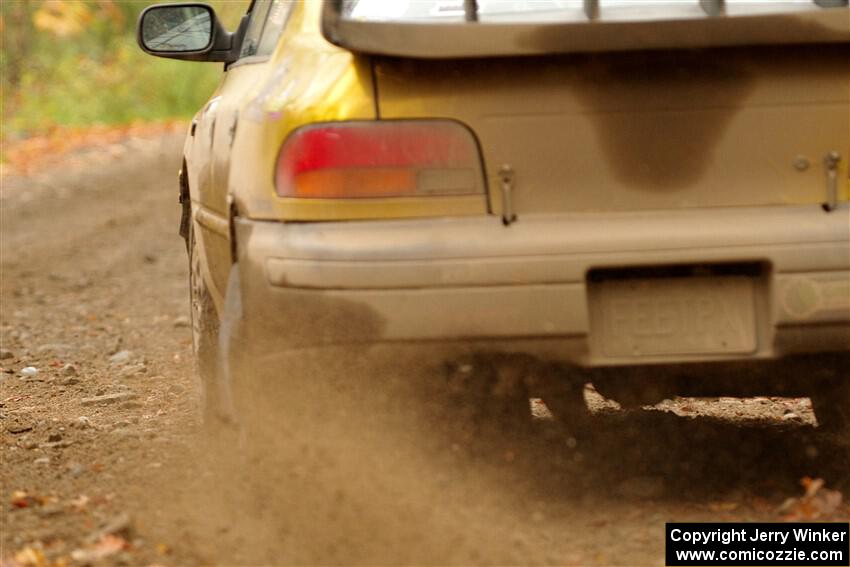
top-left (1, 134), bottom-right (847, 566)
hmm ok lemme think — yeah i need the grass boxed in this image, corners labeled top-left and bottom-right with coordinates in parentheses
top-left (1, 0), bottom-right (248, 142)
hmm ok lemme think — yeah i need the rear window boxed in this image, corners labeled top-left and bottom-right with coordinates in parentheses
top-left (343, 0), bottom-right (831, 23)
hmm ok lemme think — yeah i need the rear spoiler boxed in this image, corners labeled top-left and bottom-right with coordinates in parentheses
top-left (321, 0), bottom-right (850, 58)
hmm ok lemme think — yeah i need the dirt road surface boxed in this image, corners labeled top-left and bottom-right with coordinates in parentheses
top-left (1, 134), bottom-right (848, 566)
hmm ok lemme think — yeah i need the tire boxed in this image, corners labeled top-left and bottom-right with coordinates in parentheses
top-left (188, 221), bottom-right (221, 425)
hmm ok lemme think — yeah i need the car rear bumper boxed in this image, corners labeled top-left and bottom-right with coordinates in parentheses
top-left (232, 204), bottom-right (850, 366)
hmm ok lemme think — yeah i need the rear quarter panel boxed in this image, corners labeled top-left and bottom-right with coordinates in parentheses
top-left (186, 0), bottom-right (377, 312)
top-left (228, 0), bottom-right (378, 222)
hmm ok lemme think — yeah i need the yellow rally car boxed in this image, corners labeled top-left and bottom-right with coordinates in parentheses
top-left (138, 0), bottom-right (850, 435)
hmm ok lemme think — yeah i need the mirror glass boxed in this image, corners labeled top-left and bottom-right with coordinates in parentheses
top-left (142, 6), bottom-right (212, 52)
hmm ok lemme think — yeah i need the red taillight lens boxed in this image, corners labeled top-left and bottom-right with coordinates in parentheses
top-left (275, 120), bottom-right (484, 199)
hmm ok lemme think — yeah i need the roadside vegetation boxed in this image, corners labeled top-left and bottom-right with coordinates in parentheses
top-left (1, 0), bottom-right (247, 143)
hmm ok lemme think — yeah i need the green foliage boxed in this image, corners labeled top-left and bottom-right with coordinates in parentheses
top-left (1, 0), bottom-right (248, 140)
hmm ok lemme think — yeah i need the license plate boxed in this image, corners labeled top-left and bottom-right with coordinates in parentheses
top-left (591, 276), bottom-right (757, 358)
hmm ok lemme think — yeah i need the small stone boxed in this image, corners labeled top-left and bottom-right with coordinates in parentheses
top-left (34, 456), bottom-right (51, 466)
top-left (80, 392), bottom-right (138, 406)
top-left (109, 350), bottom-right (132, 364)
top-left (40, 440), bottom-right (73, 449)
top-left (61, 364), bottom-right (78, 376)
top-left (92, 512), bottom-right (133, 541)
top-left (6, 421), bottom-right (34, 434)
top-left (20, 366), bottom-right (39, 378)
top-left (0, 349), bottom-right (13, 359)
top-left (72, 416), bottom-right (93, 429)
top-left (782, 412), bottom-right (800, 422)
top-left (111, 427), bottom-right (140, 440)
top-left (108, 337), bottom-right (123, 356)
top-left (38, 504), bottom-right (64, 517)
top-left (68, 462), bottom-right (86, 477)
top-left (118, 364), bottom-right (147, 379)
top-left (172, 316), bottom-right (190, 328)
top-left (37, 343), bottom-right (72, 355)
top-left (60, 377), bottom-right (80, 386)
top-left (47, 433), bottom-right (62, 442)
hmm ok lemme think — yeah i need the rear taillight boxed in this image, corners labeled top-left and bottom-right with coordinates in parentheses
top-left (275, 120), bottom-right (484, 199)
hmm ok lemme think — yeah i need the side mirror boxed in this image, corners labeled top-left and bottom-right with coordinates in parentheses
top-left (137, 3), bottom-right (244, 63)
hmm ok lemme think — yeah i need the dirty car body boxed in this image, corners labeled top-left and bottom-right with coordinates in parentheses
top-left (138, 0), bottom-right (850, 427)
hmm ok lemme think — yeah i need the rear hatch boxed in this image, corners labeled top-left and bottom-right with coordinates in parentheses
top-left (325, 0), bottom-right (849, 215)
top-left (374, 46), bottom-right (848, 214)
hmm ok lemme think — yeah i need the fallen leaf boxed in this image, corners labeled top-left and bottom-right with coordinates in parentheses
top-left (801, 476), bottom-right (824, 499)
top-left (11, 491), bottom-right (35, 509)
top-left (12, 546), bottom-right (46, 567)
top-left (779, 477), bottom-right (844, 520)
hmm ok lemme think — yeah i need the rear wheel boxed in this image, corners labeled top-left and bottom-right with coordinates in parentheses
top-left (188, 222), bottom-right (221, 425)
